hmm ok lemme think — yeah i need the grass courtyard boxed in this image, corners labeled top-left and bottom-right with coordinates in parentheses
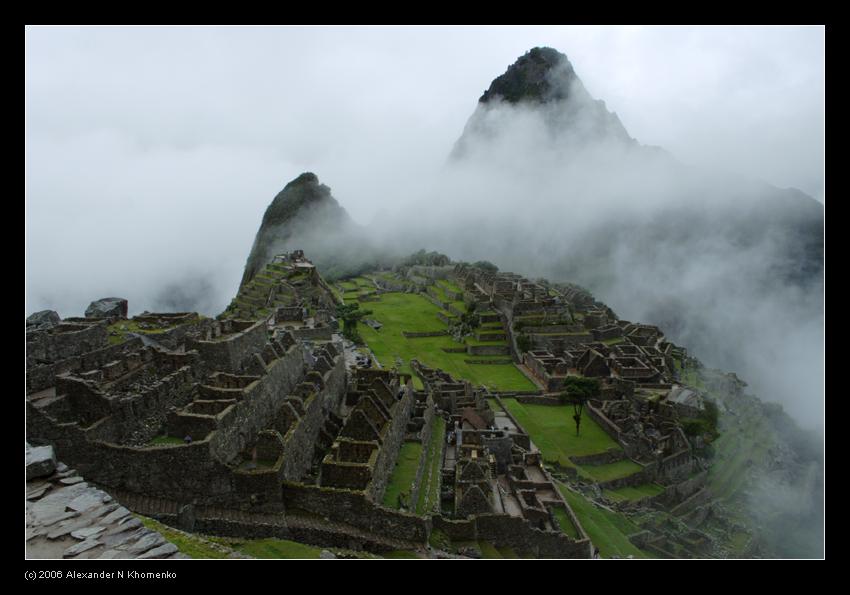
top-left (497, 398), bottom-right (622, 465)
top-left (355, 292), bottom-right (536, 393)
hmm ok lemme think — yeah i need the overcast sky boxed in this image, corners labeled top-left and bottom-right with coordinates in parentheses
top-left (25, 25), bottom-right (824, 318)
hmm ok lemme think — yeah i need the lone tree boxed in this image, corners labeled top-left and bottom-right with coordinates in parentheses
top-left (336, 302), bottom-right (373, 344)
top-left (559, 376), bottom-right (601, 436)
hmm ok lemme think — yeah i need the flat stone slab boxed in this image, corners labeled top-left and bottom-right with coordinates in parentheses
top-left (126, 532), bottom-right (166, 555)
top-left (26, 486), bottom-right (50, 501)
top-left (59, 476), bottom-right (85, 485)
top-left (101, 528), bottom-right (146, 549)
top-left (71, 526), bottom-right (105, 540)
top-left (63, 539), bottom-right (101, 558)
top-left (137, 542), bottom-right (178, 559)
top-left (67, 491), bottom-right (105, 513)
top-left (101, 506), bottom-right (130, 524)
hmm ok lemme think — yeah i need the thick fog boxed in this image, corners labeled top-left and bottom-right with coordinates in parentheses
top-left (26, 26), bottom-right (823, 429)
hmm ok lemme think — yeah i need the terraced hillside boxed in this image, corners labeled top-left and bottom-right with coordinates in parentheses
top-left (353, 291), bottom-right (536, 393)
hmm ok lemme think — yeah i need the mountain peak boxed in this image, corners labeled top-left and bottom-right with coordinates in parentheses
top-left (480, 47), bottom-right (580, 105)
top-left (238, 172), bottom-right (351, 288)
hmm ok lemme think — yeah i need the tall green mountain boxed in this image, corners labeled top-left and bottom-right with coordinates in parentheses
top-left (239, 172), bottom-right (354, 287)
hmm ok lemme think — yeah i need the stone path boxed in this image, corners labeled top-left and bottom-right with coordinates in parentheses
top-left (25, 448), bottom-right (188, 560)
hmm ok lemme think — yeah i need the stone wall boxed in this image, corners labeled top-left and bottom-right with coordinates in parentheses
top-left (187, 319), bottom-right (268, 374)
top-left (367, 384), bottom-right (415, 502)
top-left (408, 397), bottom-right (436, 510)
top-left (281, 482), bottom-right (430, 543)
top-left (467, 344), bottom-right (510, 356)
top-left (432, 514), bottom-right (592, 558)
top-left (279, 348), bottom-right (346, 481)
top-left (26, 321), bottom-right (109, 368)
top-left (207, 339), bottom-right (307, 465)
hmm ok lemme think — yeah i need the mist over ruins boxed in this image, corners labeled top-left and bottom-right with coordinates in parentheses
top-left (26, 28), bottom-right (824, 560)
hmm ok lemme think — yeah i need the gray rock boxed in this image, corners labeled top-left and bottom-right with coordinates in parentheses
top-left (39, 510), bottom-right (79, 527)
top-left (126, 532), bottom-right (166, 555)
top-left (26, 486), bottom-right (49, 501)
top-left (319, 550), bottom-right (337, 559)
top-left (96, 549), bottom-right (123, 559)
top-left (101, 527), bottom-right (145, 548)
top-left (71, 526), bottom-right (105, 540)
top-left (63, 539), bottom-right (101, 558)
top-left (26, 445), bottom-right (56, 480)
top-left (137, 542), bottom-right (179, 559)
top-left (85, 297), bottom-right (128, 319)
top-left (27, 310), bottom-right (60, 329)
top-left (67, 492), bottom-right (103, 513)
top-left (101, 506), bottom-right (131, 525)
top-left (59, 476), bottom-right (85, 485)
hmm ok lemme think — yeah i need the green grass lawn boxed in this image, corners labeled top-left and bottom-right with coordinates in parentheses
top-left (147, 435), bottom-right (185, 446)
top-left (382, 550), bottom-right (420, 558)
top-left (436, 278), bottom-right (463, 293)
top-left (499, 399), bottom-right (622, 466)
top-left (551, 507), bottom-right (580, 538)
top-left (357, 292), bottom-right (535, 392)
top-left (578, 459), bottom-right (644, 483)
top-left (382, 441), bottom-right (423, 509)
top-left (556, 483), bottom-right (651, 559)
top-left (137, 516), bottom-right (231, 559)
top-left (415, 416), bottom-right (446, 515)
top-left (232, 538), bottom-right (322, 559)
top-left (604, 483), bottom-right (666, 502)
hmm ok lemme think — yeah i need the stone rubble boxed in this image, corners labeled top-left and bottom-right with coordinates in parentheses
top-left (25, 454), bottom-right (186, 560)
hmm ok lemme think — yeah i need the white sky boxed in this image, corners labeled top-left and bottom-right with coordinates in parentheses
top-left (25, 25), bottom-right (825, 318)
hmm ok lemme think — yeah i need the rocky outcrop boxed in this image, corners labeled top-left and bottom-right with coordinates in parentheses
top-left (26, 310), bottom-right (60, 330)
top-left (25, 456), bottom-right (188, 559)
top-left (85, 297), bottom-right (128, 319)
top-left (26, 443), bottom-right (56, 480)
top-left (239, 173), bottom-right (353, 287)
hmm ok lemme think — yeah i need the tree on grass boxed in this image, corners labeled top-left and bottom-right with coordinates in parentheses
top-left (559, 377), bottom-right (601, 436)
top-left (336, 302), bottom-right (373, 344)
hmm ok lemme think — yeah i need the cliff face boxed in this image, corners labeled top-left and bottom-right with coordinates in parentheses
top-left (239, 173), bottom-right (353, 288)
top-left (452, 47), bottom-right (636, 160)
top-left (450, 46), bottom-right (823, 285)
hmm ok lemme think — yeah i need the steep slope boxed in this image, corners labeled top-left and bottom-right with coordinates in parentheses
top-left (452, 47), bottom-right (636, 160)
top-left (240, 172), bottom-right (353, 288)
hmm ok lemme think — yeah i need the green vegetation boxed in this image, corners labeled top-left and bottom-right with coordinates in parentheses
top-left (579, 459), bottom-right (644, 483)
top-left (499, 399), bottom-right (621, 466)
top-left (551, 507), bottom-right (579, 538)
top-left (147, 435), bottom-right (185, 446)
top-left (357, 292), bottom-right (535, 392)
top-left (228, 538), bottom-right (323, 559)
top-left (136, 516), bottom-right (231, 559)
top-left (106, 315), bottom-right (203, 345)
top-left (336, 302), bottom-right (373, 344)
top-left (556, 484), bottom-right (651, 559)
top-left (382, 442), bottom-right (423, 510)
top-left (604, 483), bottom-right (666, 503)
top-left (382, 550), bottom-right (420, 558)
top-left (415, 416), bottom-right (446, 515)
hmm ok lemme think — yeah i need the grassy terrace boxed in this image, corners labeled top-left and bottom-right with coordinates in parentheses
top-left (498, 398), bottom-right (622, 466)
top-left (436, 278), bottom-right (463, 293)
top-left (551, 506), bottom-right (580, 538)
top-left (147, 435), bottom-right (185, 446)
top-left (382, 442), bottom-right (423, 509)
top-left (580, 459), bottom-right (644, 483)
top-left (357, 292), bottom-right (535, 392)
top-left (604, 483), bottom-right (666, 503)
top-left (107, 315), bottom-right (203, 345)
top-left (556, 483), bottom-right (651, 559)
top-left (415, 416), bottom-right (446, 515)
